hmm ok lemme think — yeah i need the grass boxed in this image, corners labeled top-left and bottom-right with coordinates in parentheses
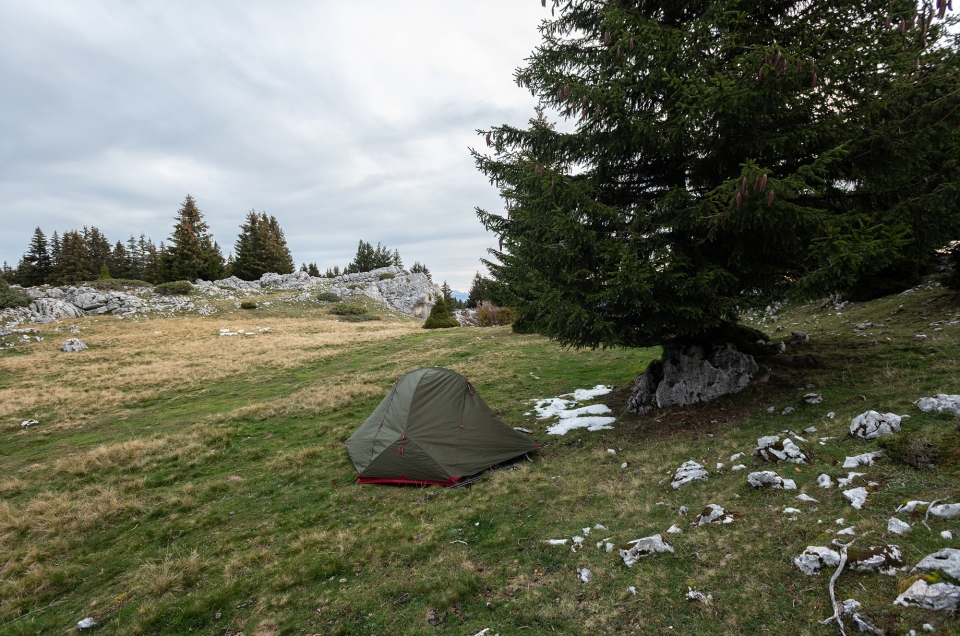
top-left (1, 280), bottom-right (959, 634)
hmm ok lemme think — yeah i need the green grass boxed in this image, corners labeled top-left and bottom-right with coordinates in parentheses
top-left (1, 280), bottom-right (959, 634)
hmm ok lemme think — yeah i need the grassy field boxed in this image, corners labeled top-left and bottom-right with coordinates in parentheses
top-left (1, 284), bottom-right (958, 635)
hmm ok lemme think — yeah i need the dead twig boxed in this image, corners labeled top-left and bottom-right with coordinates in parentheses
top-left (819, 539), bottom-right (854, 636)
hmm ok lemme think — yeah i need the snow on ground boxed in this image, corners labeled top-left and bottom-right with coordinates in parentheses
top-left (532, 385), bottom-right (617, 435)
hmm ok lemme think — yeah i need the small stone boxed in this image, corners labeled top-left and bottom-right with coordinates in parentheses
top-left (848, 544), bottom-right (903, 575)
top-left (730, 452), bottom-right (744, 461)
top-left (784, 507), bottom-right (802, 514)
top-left (747, 471), bottom-right (797, 490)
top-left (666, 524), bottom-right (682, 534)
top-left (795, 493), bottom-right (819, 503)
top-left (923, 624), bottom-right (935, 632)
top-left (766, 406), bottom-right (776, 413)
top-left (843, 487), bottom-right (869, 509)
top-left (850, 410), bottom-right (901, 439)
top-left (943, 531), bottom-right (954, 540)
top-left (670, 461), bottom-right (708, 489)
top-left (888, 518), bottom-right (911, 535)
top-left (827, 411), bottom-right (835, 419)
top-left (685, 587), bottom-right (712, 604)
top-left (621, 462), bottom-right (627, 468)
top-left (782, 406), bottom-right (795, 415)
top-left (731, 464), bottom-right (747, 471)
top-left (794, 546), bottom-right (841, 575)
top-left (62, 337), bottom-right (87, 352)
top-left (695, 504), bottom-right (734, 525)
top-left (804, 393), bottom-right (823, 404)
top-left (20, 419), bottom-right (38, 428)
top-left (842, 451), bottom-right (884, 468)
top-left (619, 534), bottom-right (674, 567)
top-left (803, 426), bottom-right (817, 433)
top-left (577, 567), bottom-right (593, 583)
top-left (607, 448), bottom-right (616, 455)
top-left (716, 462), bottom-right (725, 470)
top-left (678, 506), bottom-right (689, 515)
top-left (339, 578), bottom-right (347, 583)
top-left (837, 526), bottom-right (857, 536)
top-left (78, 618), bottom-right (97, 630)
top-left (837, 472), bottom-right (864, 487)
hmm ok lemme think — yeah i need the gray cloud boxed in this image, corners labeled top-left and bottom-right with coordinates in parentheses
top-left (0, 0), bottom-right (548, 290)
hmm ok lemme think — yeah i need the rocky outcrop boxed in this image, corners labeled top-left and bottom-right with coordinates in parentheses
top-left (6, 286), bottom-right (145, 324)
top-left (329, 267), bottom-right (441, 319)
top-left (627, 344), bottom-right (759, 414)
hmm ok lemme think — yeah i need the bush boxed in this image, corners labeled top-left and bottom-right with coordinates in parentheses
top-left (330, 303), bottom-right (367, 316)
top-left (97, 265), bottom-right (112, 280)
top-left (154, 280), bottom-right (193, 295)
top-left (476, 301), bottom-right (513, 327)
top-left (240, 300), bottom-right (257, 310)
top-left (0, 279), bottom-right (30, 309)
top-left (379, 273), bottom-right (396, 280)
top-left (316, 292), bottom-right (342, 303)
top-left (423, 296), bottom-right (459, 329)
top-left (878, 431), bottom-right (942, 469)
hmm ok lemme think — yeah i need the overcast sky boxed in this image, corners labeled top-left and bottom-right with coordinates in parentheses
top-left (0, 1), bottom-right (551, 291)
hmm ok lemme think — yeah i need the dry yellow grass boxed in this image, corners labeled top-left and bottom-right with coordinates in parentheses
top-left (0, 313), bottom-right (420, 426)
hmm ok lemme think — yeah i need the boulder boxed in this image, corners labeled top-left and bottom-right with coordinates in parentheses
top-left (619, 534), bottom-right (674, 567)
top-left (747, 471), bottom-right (797, 490)
top-left (894, 579), bottom-right (960, 612)
top-left (793, 546), bottom-right (841, 575)
top-left (912, 548), bottom-right (960, 581)
top-left (847, 545), bottom-right (904, 575)
top-left (670, 460), bottom-right (708, 490)
top-left (62, 338), bottom-right (87, 352)
top-left (376, 272), bottom-right (441, 318)
top-left (915, 394), bottom-right (960, 417)
top-left (887, 518), bottom-right (911, 535)
top-left (627, 345), bottom-right (758, 413)
top-left (28, 298), bottom-right (83, 323)
top-left (850, 410), bottom-right (901, 440)
top-left (842, 451), bottom-right (884, 468)
top-left (753, 434), bottom-right (809, 463)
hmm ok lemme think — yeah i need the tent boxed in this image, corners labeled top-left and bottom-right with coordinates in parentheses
top-left (346, 367), bottom-right (537, 486)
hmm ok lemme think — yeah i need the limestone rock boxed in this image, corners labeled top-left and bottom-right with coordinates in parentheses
top-left (912, 548), bottom-right (960, 581)
top-left (670, 461), bottom-right (708, 490)
top-left (214, 276), bottom-right (261, 291)
top-left (842, 451), bottom-right (884, 468)
top-left (895, 579), bottom-right (960, 612)
top-left (850, 410), bottom-right (901, 440)
top-left (28, 298), bottom-right (84, 323)
top-left (62, 338), bottom-right (87, 352)
top-left (695, 504), bottom-right (733, 525)
top-left (790, 331), bottom-right (809, 344)
top-left (843, 487), bottom-right (870, 509)
top-left (747, 471), bottom-right (797, 490)
top-left (376, 272), bottom-right (440, 318)
top-left (887, 518), bottom-right (911, 535)
top-left (915, 394), bottom-right (960, 417)
top-left (627, 345), bottom-right (758, 413)
top-left (793, 546), bottom-right (841, 575)
top-left (619, 534), bottom-right (674, 567)
top-left (847, 545), bottom-right (904, 575)
top-left (753, 434), bottom-right (809, 463)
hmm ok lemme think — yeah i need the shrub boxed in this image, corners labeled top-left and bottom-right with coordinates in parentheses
top-left (97, 265), bottom-right (112, 280)
top-left (878, 431), bottom-right (942, 469)
top-left (316, 292), bottom-right (342, 303)
top-left (379, 273), bottom-right (396, 280)
top-left (330, 303), bottom-right (367, 316)
top-left (0, 279), bottom-right (30, 309)
top-left (240, 300), bottom-right (257, 310)
top-left (476, 301), bottom-right (513, 327)
top-left (423, 296), bottom-right (458, 329)
top-left (154, 280), bottom-right (193, 295)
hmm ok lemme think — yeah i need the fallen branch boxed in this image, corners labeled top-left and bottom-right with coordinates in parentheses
top-left (819, 539), bottom-right (854, 636)
top-left (923, 498), bottom-right (942, 531)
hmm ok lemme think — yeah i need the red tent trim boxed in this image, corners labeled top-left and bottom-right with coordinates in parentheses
top-left (357, 476), bottom-right (461, 487)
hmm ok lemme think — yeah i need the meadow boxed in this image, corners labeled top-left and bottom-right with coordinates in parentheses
top-left (1, 284), bottom-right (958, 635)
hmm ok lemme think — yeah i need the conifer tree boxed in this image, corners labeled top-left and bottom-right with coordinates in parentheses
top-left (50, 232), bottom-right (61, 276)
top-left (160, 195), bottom-right (225, 282)
top-left (307, 263), bottom-right (320, 277)
top-left (17, 228), bottom-right (52, 286)
top-left (423, 294), bottom-right (459, 329)
top-left (56, 231), bottom-right (91, 285)
top-left (109, 241), bottom-right (133, 279)
top-left (231, 211), bottom-right (294, 280)
top-left (83, 227), bottom-right (112, 280)
top-left (475, 0), bottom-right (960, 349)
top-left (410, 262), bottom-right (431, 280)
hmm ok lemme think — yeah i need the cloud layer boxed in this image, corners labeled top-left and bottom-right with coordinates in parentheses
top-left (0, 1), bottom-right (548, 289)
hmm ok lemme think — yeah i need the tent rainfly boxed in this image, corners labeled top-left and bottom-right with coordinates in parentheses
top-left (346, 367), bottom-right (537, 486)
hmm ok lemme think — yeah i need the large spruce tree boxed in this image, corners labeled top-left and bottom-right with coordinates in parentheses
top-left (474, 0), bottom-right (960, 349)
top-left (160, 196), bottom-right (225, 282)
top-left (56, 231), bottom-right (91, 285)
top-left (231, 211), bottom-right (295, 280)
top-left (17, 228), bottom-right (52, 286)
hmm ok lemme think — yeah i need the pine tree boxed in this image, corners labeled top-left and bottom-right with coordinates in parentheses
top-left (160, 195), bottom-right (225, 282)
top-left (57, 231), bottom-right (91, 285)
top-left (475, 0), bottom-right (960, 349)
top-left (50, 232), bottom-right (61, 276)
top-left (231, 211), bottom-right (294, 280)
top-left (307, 263), bottom-right (320, 277)
top-left (18, 228), bottom-right (52, 286)
top-left (83, 227), bottom-right (112, 281)
top-left (467, 272), bottom-right (497, 307)
top-left (410, 262), bottom-right (431, 280)
top-left (109, 241), bottom-right (132, 279)
top-left (423, 294), bottom-right (459, 329)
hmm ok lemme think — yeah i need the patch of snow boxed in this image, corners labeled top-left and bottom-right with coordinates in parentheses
top-left (570, 385), bottom-right (613, 401)
top-left (545, 416), bottom-right (616, 435)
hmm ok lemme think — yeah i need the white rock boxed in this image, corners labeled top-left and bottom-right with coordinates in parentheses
top-left (730, 452), bottom-right (744, 461)
top-left (923, 624), bottom-right (935, 632)
top-left (915, 394), bottom-right (960, 416)
top-left (848, 544), bottom-right (903, 575)
top-left (930, 503), bottom-right (960, 519)
top-left (605, 542), bottom-right (614, 552)
top-left (543, 539), bottom-right (568, 545)
top-left (850, 410), bottom-right (901, 439)
top-left (716, 462), bottom-right (725, 470)
top-left (794, 546), bottom-right (841, 575)
top-left (827, 412), bottom-right (835, 419)
top-left (784, 507), bottom-right (802, 514)
top-left (607, 448), bottom-right (616, 455)
top-left (894, 579), bottom-right (960, 612)
top-left (843, 487), bottom-right (870, 509)
top-left (842, 451), bottom-right (884, 468)
top-left (837, 472), bottom-right (864, 487)
top-left (782, 406), bottom-right (795, 415)
top-left (678, 506), bottom-right (689, 515)
top-left (943, 531), bottom-right (954, 540)
top-left (628, 586), bottom-right (637, 595)
top-left (577, 567), bottom-right (593, 583)
top-left (804, 393), bottom-right (823, 404)
top-left (621, 462), bottom-right (627, 469)
top-left (913, 548), bottom-right (960, 581)
top-left (837, 526), bottom-right (857, 536)
top-left (747, 471), bottom-right (797, 490)
top-left (62, 337), bottom-right (87, 352)
top-left (619, 534), bottom-right (674, 567)
top-left (795, 494), bottom-right (819, 503)
top-left (731, 464), bottom-right (747, 471)
top-left (20, 419), bottom-right (38, 428)
top-left (78, 618), bottom-right (97, 630)
top-left (888, 518), bottom-right (912, 535)
top-left (685, 587), bottom-right (712, 604)
top-left (696, 504), bottom-right (734, 526)
top-left (671, 461), bottom-right (708, 490)
top-left (753, 435), bottom-right (808, 463)
top-left (666, 524), bottom-right (682, 534)
top-left (803, 426), bottom-right (817, 433)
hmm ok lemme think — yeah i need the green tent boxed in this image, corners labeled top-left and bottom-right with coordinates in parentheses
top-left (346, 367), bottom-right (537, 486)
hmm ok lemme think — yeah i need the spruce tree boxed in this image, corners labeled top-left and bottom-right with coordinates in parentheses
top-left (423, 295), bottom-right (459, 329)
top-left (160, 195), bottom-right (225, 282)
top-left (232, 211), bottom-right (294, 280)
top-left (18, 228), bottom-right (52, 286)
top-left (57, 231), bottom-right (91, 285)
top-left (307, 263), bottom-right (320, 277)
top-left (109, 241), bottom-right (132, 279)
top-left (410, 262), bottom-right (431, 280)
top-left (474, 0), bottom-right (960, 349)
top-left (83, 227), bottom-right (112, 280)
